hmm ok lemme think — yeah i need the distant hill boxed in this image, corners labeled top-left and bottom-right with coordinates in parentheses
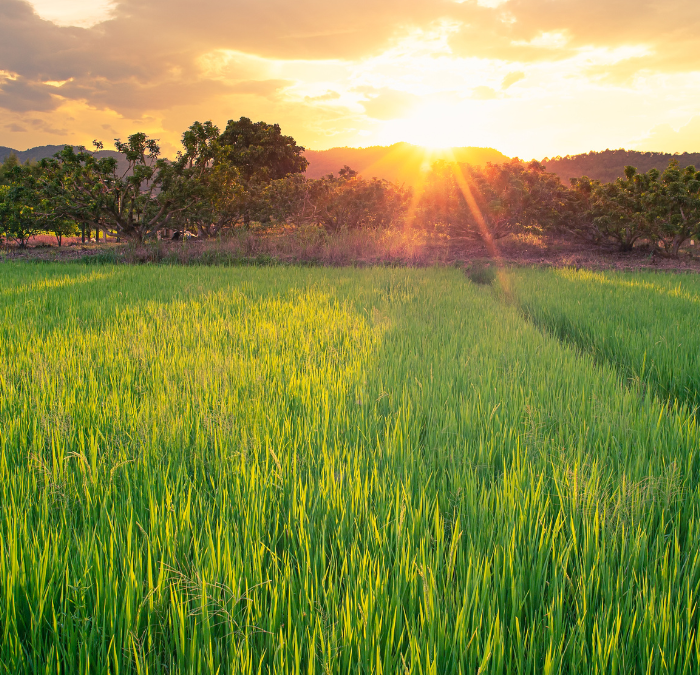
top-left (2, 142), bottom-right (509, 188)
top-left (0, 144), bottom-right (129, 173)
top-left (11, 143), bottom-right (697, 189)
top-left (304, 142), bottom-right (510, 187)
top-left (541, 149), bottom-right (700, 184)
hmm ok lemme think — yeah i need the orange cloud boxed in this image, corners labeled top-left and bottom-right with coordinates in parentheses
top-left (0, 0), bottom-right (698, 158)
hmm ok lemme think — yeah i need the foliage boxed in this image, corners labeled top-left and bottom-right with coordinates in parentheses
top-left (38, 145), bottom-right (109, 233)
top-left (568, 167), bottom-right (653, 251)
top-left (0, 152), bottom-right (20, 185)
top-left (567, 161), bottom-right (700, 255)
top-left (464, 260), bottom-right (496, 285)
top-left (0, 166), bottom-right (45, 247)
top-left (10, 119), bottom-right (699, 256)
top-left (265, 166), bottom-right (412, 233)
top-left (165, 121), bottom-right (247, 237)
top-left (49, 218), bottom-right (81, 246)
top-left (163, 118), bottom-right (311, 235)
top-left (648, 160), bottom-right (700, 257)
top-left (417, 159), bottom-right (568, 245)
top-left (219, 116), bottom-right (308, 182)
top-left (509, 266), bottom-right (700, 409)
top-left (40, 136), bottom-right (182, 243)
top-left (1, 264), bottom-right (699, 673)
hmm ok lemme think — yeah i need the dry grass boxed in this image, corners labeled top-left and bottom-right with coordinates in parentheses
top-left (3, 226), bottom-right (700, 272)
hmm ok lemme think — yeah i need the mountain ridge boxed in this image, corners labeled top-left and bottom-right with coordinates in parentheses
top-left (3, 143), bottom-right (699, 186)
top-left (541, 149), bottom-right (700, 183)
top-left (303, 142), bottom-right (509, 186)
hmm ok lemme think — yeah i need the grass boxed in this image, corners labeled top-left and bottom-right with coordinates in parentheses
top-left (507, 267), bottom-right (700, 412)
top-left (73, 227), bottom-right (451, 268)
top-left (0, 263), bottom-right (699, 673)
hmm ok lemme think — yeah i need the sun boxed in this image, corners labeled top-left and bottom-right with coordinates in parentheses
top-left (377, 103), bottom-right (482, 151)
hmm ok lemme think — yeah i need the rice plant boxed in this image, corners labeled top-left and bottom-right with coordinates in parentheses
top-left (508, 267), bottom-right (700, 412)
top-left (0, 263), bottom-right (698, 673)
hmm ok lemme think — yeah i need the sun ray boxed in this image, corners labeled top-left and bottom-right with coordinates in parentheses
top-left (442, 147), bottom-right (512, 294)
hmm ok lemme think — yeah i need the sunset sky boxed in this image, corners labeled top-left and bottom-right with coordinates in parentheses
top-left (1, 0), bottom-right (699, 158)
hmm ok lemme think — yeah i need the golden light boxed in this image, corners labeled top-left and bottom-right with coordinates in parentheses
top-left (375, 100), bottom-right (497, 152)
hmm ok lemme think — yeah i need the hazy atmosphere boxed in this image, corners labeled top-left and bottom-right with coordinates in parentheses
top-left (2, 0), bottom-right (700, 157)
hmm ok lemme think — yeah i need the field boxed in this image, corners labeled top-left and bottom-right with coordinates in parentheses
top-left (507, 268), bottom-right (700, 411)
top-left (1, 263), bottom-right (699, 674)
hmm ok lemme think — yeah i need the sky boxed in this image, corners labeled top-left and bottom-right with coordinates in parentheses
top-left (1, 0), bottom-right (699, 159)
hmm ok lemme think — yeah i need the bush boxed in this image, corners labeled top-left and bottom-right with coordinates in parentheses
top-left (465, 261), bottom-right (496, 285)
top-left (83, 250), bottom-right (121, 265)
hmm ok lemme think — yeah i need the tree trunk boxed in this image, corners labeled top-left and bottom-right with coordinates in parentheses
top-left (81, 224), bottom-right (85, 243)
top-left (671, 235), bottom-right (685, 258)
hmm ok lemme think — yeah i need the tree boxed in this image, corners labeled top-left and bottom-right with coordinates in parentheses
top-left (0, 153), bottom-right (19, 185)
top-left (416, 159), bottom-right (567, 246)
top-left (648, 160), bottom-right (700, 257)
top-left (38, 146), bottom-right (105, 243)
top-left (591, 166), bottom-right (654, 251)
top-left (215, 117), bottom-right (309, 228)
top-left (40, 135), bottom-right (183, 243)
top-left (219, 117), bottom-right (308, 182)
top-left (0, 185), bottom-right (7, 244)
top-left (0, 165), bottom-right (45, 247)
top-left (49, 218), bottom-right (80, 246)
top-left (263, 167), bottom-right (411, 233)
top-left (165, 121), bottom-right (247, 237)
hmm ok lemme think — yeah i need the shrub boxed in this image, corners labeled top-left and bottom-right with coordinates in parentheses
top-left (465, 261), bottom-right (496, 285)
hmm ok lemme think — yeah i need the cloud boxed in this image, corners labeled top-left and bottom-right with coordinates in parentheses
top-left (5, 122), bottom-right (27, 132)
top-left (447, 0), bottom-right (700, 75)
top-left (471, 86), bottom-right (499, 100)
top-left (229, 79), bottom-right (292, 97)
top-left (28, 0), bottom-right (115, 28)
top-left (0, 76), bottom-right (59, 112)
top-left (305, 90), bottom-right (341, 103)
top-left (501, 71), bottom-right (525, 90)
top-left (360, 88), bottom-right (423, 120)
top-left (0, 0), bottom-right (699, 157)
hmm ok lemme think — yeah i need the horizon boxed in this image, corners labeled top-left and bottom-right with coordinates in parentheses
top-left (0, 1), bottom-right (699, 158)
top-left (4, 138), bottom-right (700, 163)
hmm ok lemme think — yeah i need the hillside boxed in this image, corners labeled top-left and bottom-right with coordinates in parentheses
top-left (541, 149), bottom-right (700, 183)
top-left (6, 143), bottom-right (699, 188)
top-left (0, 144), bottom-right (129, 174)
top-left (303, 142), bottom-right (509, 186)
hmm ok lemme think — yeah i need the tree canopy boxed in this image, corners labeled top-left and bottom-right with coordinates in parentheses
top-left (2, 117), bottom-right (699, 258)
top-left (219, 117), bottom-right (308, 182)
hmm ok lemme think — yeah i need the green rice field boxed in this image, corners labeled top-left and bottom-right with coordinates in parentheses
top-left (1, 263), bottom-right (699, 674)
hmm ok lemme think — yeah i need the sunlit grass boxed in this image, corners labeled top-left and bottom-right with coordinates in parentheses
top-left (508, 267), bottom-right (700, 411)
top-left (1, 263), bottom-right (699, 673)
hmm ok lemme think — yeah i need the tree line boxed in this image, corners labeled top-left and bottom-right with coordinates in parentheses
top-left (1, 118), bottom-right (699, 257)
top-left (417, 158), bottom-right (700, 257)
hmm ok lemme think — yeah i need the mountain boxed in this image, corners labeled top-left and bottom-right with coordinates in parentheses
top-left (303, 142), bottom-right (510, 187)
top-left (11, 142), bottom-right (696, 188)
top-left (0, 144), bottom-right (128, 173)
top-left (1, 144), bottom-right (67, 163)
top-left (541, 149), bottom-right (700, 184)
